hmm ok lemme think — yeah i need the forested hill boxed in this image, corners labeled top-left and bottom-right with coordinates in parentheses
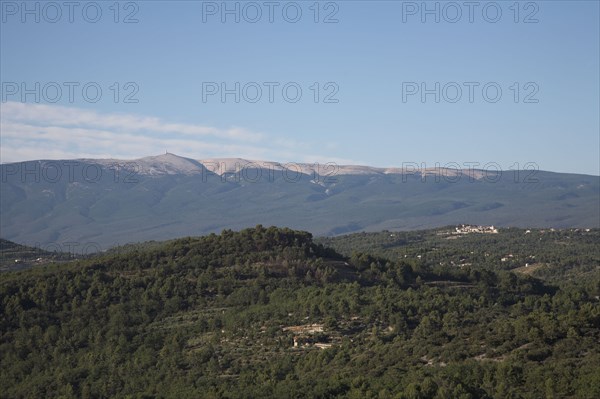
top-left (1, 226), bottom-right (599, 398)
top-left (0, 238), bottom-right (73, 272)
top-left (317, 227), bottom-right (600, 285)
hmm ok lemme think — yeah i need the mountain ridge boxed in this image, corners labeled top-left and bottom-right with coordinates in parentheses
top-left (8, 152), bottom-right (598, 179)
top-left (1, 154), bottom-right (599, 249)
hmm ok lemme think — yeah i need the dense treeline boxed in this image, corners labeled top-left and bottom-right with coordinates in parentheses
top-left (1, 226), bottom-right (599, 398)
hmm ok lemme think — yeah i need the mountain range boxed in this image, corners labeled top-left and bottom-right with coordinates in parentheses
top-left (1, 153), bottom-right (598, 250)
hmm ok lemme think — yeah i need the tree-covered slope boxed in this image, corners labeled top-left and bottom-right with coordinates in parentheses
top-left (317, 227), bottom-right (600, 285)
top-left (1, 226), bottom-right (599, 398)
top-left (0, 238), bottom-right (73, 272)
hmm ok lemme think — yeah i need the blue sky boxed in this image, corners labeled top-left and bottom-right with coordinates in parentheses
top-left (1, 0), bottom-right (599, 175)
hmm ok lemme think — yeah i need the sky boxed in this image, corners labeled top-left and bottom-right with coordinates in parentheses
top-left (1, 0), bottom-right (599, 175)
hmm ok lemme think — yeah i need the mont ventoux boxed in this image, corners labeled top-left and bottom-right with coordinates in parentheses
top-left (1, 153), bottom-right (598, 250)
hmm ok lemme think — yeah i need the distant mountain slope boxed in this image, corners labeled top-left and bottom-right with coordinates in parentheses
top-left (0, 238), bottom-right (73, 272)
top-left (1, 153), bottom-right (599, 249)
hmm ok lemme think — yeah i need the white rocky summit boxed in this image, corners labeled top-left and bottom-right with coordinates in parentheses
top-left (73, 153), bottom-right (489, 179)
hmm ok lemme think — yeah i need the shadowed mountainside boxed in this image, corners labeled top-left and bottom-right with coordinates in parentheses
top-left (1, 153), bottom-right (598, 249)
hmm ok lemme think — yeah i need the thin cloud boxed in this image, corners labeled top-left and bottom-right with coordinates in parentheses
top-left (1, 102), bottom-right (265, 142)
top-left (0, 102), bottom-right (360, 165)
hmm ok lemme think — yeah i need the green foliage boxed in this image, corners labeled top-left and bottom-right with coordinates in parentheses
top-left (317, 227), bottom-right (600, 286)
top-left (1, 226), bottom-right (599, 398)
